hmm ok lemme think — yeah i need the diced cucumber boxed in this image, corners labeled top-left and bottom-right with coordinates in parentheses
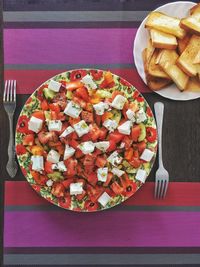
top-left (66, 90), bottom-right (73, 100)
top-left (138, 123), bottom-right (146, 142)
top-left (122, 160), bottom-right (137, 174)
top-left (47, 171), bottom-right (64, 182)
top-left (111, 109), bottom-right (121, 124)
top-left (43, 88), bottom-right (56, 100)
top-left (44, 111), bottom-right (51, 121)
top-left (96, 90), bottom-right (112, 98)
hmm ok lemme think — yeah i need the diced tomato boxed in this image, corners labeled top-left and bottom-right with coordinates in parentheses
top-left (101, 111), bottom-right (113, 122)
top-left (110, 181), bottom-right (124, 194)
top-left (64, 158), bottom-right (77, 176)
top-left (41, 99), bottom-right (49, 110)
top-left (120, 78), bottom-right (131, 87)
top-left (146, 106), bottom-right (153, 117)
top-left (146, 127), bottom-right (157, 143)
top-left (56, 145), bottom-right (65, 156)
top-left (100, 71), bottom-right (114, 88)
top-left (70, 70), bottom-right (87, 82)
top-left (131, 125), bottom-right (141, 142)
top-left (75, 87), bottom-right (89, 102)
top-left (62, 178), bottom-right (75, 188)
top-left (85, 172), bottom-right (98, 186)
top-left (89, 124), bottom-right (101, 142)
top-left (68, 139), bottom-right (79, 149)
top-left (72, 96), bottom-right (86, 109)
top-left (123, 136), bottom-right (133, 149)
top-left (110, 90), bottom-right (124, 101)
top-left (36, 85), bottom-right (47, 101)
top-left (109, 131), bottom-right (124, 143)
top-left (90, 70), bottom-right (103, 80)
top-left (66, 81), bottom-right (84, 91)
top-left (75, 149), bottom-right (84, 158)
top-left (129, 101), bottom-right (138, 112)
top-left (81, 111), bottom-right (94, 123)
top-left (70, 132), bottom-right (79, 140)
top-left (58, 195), bottom-right (71, 209)
top-left (137, 141), bottom-right (146, 154)
top-left (103, 172), bottom-right (113, 187)
top-left (84, 200), bottom-right (99, 211)
top-left (52, 92), bottom-right (67, 110)
top-left (90, 94), bottom-right (101, 104)
top-left (49, 103), bottom-right (61, 113)
top-left (87, 185), bottom-right (104, 202)
top-left (76, 189), bottom-right (87, 201)
top-left (85, 103), bottom-right (93, 112)
top-left (129, 157), bottom-right (141, 168)
top-left (32, 111), bottom-right (45, 121)
top-left (51, 111), bottom-right (57, 120)
top-left (125, 147), bottom-right (133, 161)
top-left (122, 101), bottom-right (129, 118)
top-left (31, 171), bottom-right (48, 185)
top-left (23, 134), bottom-right (35, 146)
top-left (120, 176), bottom-right (137, 198)
top-left (107, 140), bottom-right (116, 152)
top-left (44, 161), bottom-right (53, 174)
top-left (38, 131), bottom-right (58, 144)
top-left (95, 156), bottom-right (107, 168)
top-left (17, 115), bottom-right (33, 134)
top-left (98, 127), bottom-right (108, 140)
top-left (30, 145), bottom-right (43, 156)
top-left (68, 117), bottom-right (81, 126)
top-left (16, 144), bottom-right (27, 155)
top-left (51, 183), bottom-right (65, 198)
top-left (81, 133), bottom-right (91, 142)
top-left (94, 114), bottom-right (101, 126)
top-left (92, 149), bottom-right (103, 157)
top-left (83, 154), bottom-right (95, 166)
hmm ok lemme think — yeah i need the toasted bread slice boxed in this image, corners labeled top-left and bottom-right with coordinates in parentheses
top-left (158, 49), bottom-right (189, 91)
top-left (180, 13), bottom-right (200, 35)
top-left (177, 35), bottom-right (200, 76)
top-left (177, 34), bottom-right (191, 54)
top-left (147, 78), bottom-right (172, 91)
top-left (190, 3), bottom-right (200, 15)
top-left (146, 38), bottom-right (155, 63)
top-left (193, 50), bottom-right (200, 64)
top-left (150, 29), bottom-right (177, 49)
top-left (148, 49), bottom-right (171, 79)
top-left (145, 12), bottom-right (186, 39)
top-left (186, 77), bottom-right (200, 91)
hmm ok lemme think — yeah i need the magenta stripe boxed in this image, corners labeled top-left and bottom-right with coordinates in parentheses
top-left (4, 29), bottom-right (137, 64)
top-left (4, 211), bottom-right (200, 247)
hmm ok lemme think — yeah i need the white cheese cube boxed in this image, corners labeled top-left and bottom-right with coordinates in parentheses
top-left (98, 192), bottom-right (111, 207)
top-left (48, 120), bottom-right (62, 132)
top-left (48, 80), bottom-right (62, 92)
top-left (64, 145), bottom-right (75, 160)
top-left (136, 109), bottom-right (147, 123)
top-left (135, 169), bottom-right (147, 183)
top-left (119, 142), bottom-right (125, 149)
top-left (107, 151), bottom-right (122, 166)
top-left (97, 167), bottom-right (108, 182)
top-left (81, 74), bottom-right (97, 90)
top-left (47, 149), bottom-right (60, 163)
top-left (59, 126), bottom-right (74, 138)
top-left (28, 116), bottom-right (43, 133)
top-left (78, 141), bottom-right (95, 154)
top-left (70, 182), bottom-right (83, 195)
top-left (46, 179), bottom-right (53, 187)
top-left (73, 120), bottom-right (89, 137)
top-left (64, 101), bottom-right (82, 118)
top-left (95, 141), bottom-right (110, 152)
top-left (93, 102), bottom-right (109, 115)
top-left (52, 161), bottom-right (67, 172)
top-left (126, 109), bottom-right (136, 122)
top-left (140, 149), bottom-right (154, 162)
top-left (31, 155), bottom-right (44, 171)
top-left (118, 121), bottom-right (132, 135)
top-left (111, 168), bottom-right (125, 177)
top-left (111, 95), bottom-right (127, 110)
top-left (103, 119), bottom-right (118, 132)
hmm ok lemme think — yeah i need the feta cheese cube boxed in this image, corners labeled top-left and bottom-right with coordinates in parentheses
top-left (48, 80), bottom-right (62, 92)
top-left (52, 161), bottom-right (67, 172)
top-left (140, 149), bottom-right (154, 162)
top-left (126, 109), bottom-right (136, 122)
top-left (111, 168), bottom-right (125, 177)
top-left (103, 119), bottom-right (118, 132)
top-left (111, 95), bottom-right (127, 110)
top-left (78, 141), bottom-right (95, 154)
top-left (107, 151), bottom-right (122, 166)
top-left (70, 182), bottom-right (83, 195)
top-left (93, 102), bottom-right (109, 115)
top-left (28, 116), bottom-right (43, 133)
top-left (98, 192), bottom-right (111, 207)
top-left (136, 109), bottom-right (147, 123)
top-left (31, 155), bottom-right (44, 171)
top-left (48, 120), bottom-right (62, 132)
top-left (135, 169), bottom-right (147, 183)
top-left (118, 120), bottom-right (132, 135)
top-left (59, 126), bottom-right (74, 138)
top-left (81, 74), bottom-right (97, 90)
top-left (73, 120), bottom-right (89, 137)
top-left (97, 167), bottom-right (108, 182)
top-left (46, 179), bottom-right (53, 187)
top-left (47, 149), bottom-right (60, 163)
top-left (64, 101), bottom-right (82, 118)
top-left (95, 141), bottom-right (110, 152)
top-left (64, 145), bottom-right (75, 160)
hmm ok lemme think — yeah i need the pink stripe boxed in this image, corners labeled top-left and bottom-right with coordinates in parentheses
top-left (4, 29), bottom-right (137, 64)
top-left (4, 211), bottom-right (200, 247)
top-left (4, 69), bottom-right (150, 94)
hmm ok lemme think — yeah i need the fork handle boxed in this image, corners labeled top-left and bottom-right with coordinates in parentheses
top-left (6, 114), bottom-right (18, 178)
top-left (154, 102), bottom-right (164, 168)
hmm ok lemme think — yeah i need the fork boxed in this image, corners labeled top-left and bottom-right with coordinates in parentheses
top-left (154, 102), bottom-right (169, 199)
top-left (3, 80), bottom-right (18, 178)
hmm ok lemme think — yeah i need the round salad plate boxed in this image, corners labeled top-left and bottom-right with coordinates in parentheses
top-left (133, 1), bottom-right (200, 101)
top-left (16, 69), bottom-right (157, 212)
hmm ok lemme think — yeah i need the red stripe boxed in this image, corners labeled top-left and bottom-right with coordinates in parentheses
top-left (4, 69), bottom-right (151, 94)
top-left (5, 181), bottom-right (200, 206)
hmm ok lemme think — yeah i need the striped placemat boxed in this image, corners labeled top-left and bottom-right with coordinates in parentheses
top-left (3, 0), bottom-right (200, 266)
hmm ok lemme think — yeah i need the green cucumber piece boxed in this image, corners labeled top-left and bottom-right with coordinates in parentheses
top-left (96, 90), bottom-right (112, 98)
top-left (44, 111), bottom-right (51, 121)
top-left (111, 109), bottom-right (121, 124)
top-left (138, 123), bottom-right (146, 142)
top-left (47, 171), bottom-right (64, 182)
top-left (66, 90), bottom-right (73, 100)
top-left (43, 88), bottom-right (56, 100)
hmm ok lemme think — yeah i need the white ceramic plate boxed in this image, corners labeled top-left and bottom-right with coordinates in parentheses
top-left (133, 1), bottom-right (200, 101)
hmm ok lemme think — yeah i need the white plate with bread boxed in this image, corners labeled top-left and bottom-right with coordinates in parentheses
top-left (134, 1), bottom-right (200, 101)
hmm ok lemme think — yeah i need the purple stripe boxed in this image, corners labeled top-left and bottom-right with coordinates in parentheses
top-left (4, 29), bottom-right (137, 65)
top-left (4, 211), bottom-right (200, 247)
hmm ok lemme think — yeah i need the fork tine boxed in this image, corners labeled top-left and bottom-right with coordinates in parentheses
top-left (14, 80), bottom-right (16, 102)
top-left (160, 180), bottom-right (165, 199)
top-left (3, 80), bottom-right (8, 102)
top-left (10, 80), bottom-right (14, 102)
top-left (155, 180), bottom-right (160, 198)
top-left (6, 80), bottom-right (11, 102)
top-left (162, 181), bottom-right (168, 198)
